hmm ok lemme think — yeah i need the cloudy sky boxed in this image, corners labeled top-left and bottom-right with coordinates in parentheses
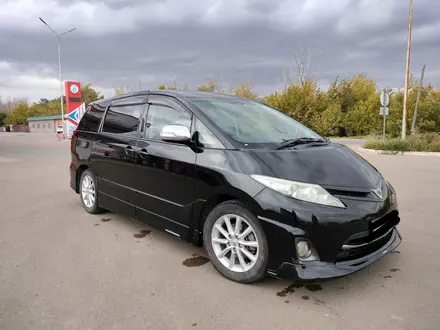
top-left (0, 0), bottom-right (439, 101)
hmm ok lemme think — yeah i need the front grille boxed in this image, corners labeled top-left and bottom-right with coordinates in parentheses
top-left (336, 211), bottom-right (400, 262)
top-left (326, 189), bottom-right (371, 198)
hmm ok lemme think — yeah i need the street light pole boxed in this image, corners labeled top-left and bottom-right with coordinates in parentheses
top-left (39, 17), bottom-right (76, 137)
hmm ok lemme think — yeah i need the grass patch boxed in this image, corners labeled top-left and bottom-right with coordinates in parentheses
top-left (364, 133), bottom-right (440, 152)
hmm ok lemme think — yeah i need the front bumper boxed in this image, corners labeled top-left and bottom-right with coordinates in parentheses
top-left (269, 228), bottom-right (402, 280)
top-left (253, 181), bottom-right (401, 281)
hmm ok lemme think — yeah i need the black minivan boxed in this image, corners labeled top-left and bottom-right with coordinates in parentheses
top-left (70, 90), bottom-right (401, 283)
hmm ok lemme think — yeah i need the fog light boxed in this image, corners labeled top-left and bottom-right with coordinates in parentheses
top-left (296, 241), bottom-right (312, 259)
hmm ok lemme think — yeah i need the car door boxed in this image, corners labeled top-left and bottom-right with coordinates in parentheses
top-left (133, 94), bottom-right (196, 239)
top-left (91, 95), bottom-right (146, 218)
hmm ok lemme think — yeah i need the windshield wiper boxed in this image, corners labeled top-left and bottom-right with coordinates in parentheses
top-left (276, 137), bottom-right (328, 150)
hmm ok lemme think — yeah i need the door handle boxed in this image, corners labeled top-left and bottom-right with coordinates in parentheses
top-left (124, 146), bottom-right (135, 155)
top-left (138, 149), bottom-right (148, 159)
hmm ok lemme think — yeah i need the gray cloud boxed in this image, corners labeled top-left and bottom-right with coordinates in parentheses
top-left (0, 0), bottom-right (439, 101)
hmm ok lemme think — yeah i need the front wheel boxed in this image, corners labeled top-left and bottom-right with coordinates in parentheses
top-left (79, 169), bottom-right (104, 214)
top-left (203, 201), bottom-right (268, 283)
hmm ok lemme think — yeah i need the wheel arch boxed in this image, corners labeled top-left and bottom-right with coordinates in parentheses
top-left (75, 165), bottom-right (90, 193)
top-left (191, 189), bottom-right (263, 246)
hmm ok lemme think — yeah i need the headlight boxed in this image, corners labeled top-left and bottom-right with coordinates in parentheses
top-left (251, 175), bottom-right (345, 208)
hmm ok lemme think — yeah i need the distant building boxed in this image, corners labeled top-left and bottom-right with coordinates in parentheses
top-left (27, 115), bottom-right (63, 133)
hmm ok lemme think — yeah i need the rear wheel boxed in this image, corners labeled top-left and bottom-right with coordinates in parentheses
top-left (79, 169), bottom-right (104, 214)
top-left (203, 201), bottom-right (268, 283)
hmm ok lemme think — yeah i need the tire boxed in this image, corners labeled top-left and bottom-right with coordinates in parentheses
top-left (203, 201), bottom-right (268, 284)
top-left (79, 169), bottom-right (105, 214)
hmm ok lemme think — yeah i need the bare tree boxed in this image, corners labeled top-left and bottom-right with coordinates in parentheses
top-left (168, 77), bottom-right (178, 90)
top-left (0, 97), bottom-right (28, 114)
top-left (293, 45), bottom-right (311, 87)
top-left (281, 44), bottom-right (322, 89)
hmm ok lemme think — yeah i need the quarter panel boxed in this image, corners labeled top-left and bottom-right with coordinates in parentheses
top-left (192, 148), bottom-right (276, 235)
top-left (194, 149), bottom-right (276, 202)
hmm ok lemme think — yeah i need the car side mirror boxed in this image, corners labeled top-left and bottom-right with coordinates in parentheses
top-left (160, 125), bottom-right (191, 143)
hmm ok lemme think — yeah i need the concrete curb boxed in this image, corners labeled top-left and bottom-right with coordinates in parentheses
top-left (358, 147), bottom-right (440, 156)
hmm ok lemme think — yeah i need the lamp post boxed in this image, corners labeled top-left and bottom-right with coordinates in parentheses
top-left (39, 17), bottom-right (76, 137)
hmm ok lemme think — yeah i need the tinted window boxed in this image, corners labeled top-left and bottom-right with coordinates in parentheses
top-left (77, 101), bottom-right (108, 132)
top-left (194, 117), bottom-right (224, 149)
top-left (102, 104), bottom-right (143, 134)
top-left (145, 104), bottom-right (191, 140)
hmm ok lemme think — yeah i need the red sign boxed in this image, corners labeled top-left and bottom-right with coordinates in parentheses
top-left (64, 81), bottom-right (82, 126)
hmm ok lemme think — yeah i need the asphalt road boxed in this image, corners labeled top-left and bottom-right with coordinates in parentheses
top-left (330, 138), bottom-right (366, 146)
top-left (1, 133), bottom-right (439, 330)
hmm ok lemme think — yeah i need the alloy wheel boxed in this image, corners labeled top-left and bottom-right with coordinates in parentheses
top-left (81, 174), bottom-right (96, 208)
top-left (211, 214), bottom-right (259, 272)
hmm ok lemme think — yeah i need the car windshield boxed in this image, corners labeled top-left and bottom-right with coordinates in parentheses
top-left (189, 97), bottom-right (323, 148)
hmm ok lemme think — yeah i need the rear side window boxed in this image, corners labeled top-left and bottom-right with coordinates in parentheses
top-left (77, 101), bottom-right (108, 132)
top-left (102, 104), bottom-right (143, 135)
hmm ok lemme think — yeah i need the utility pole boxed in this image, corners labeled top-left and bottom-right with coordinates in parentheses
top-left (411, 64), bottom-right (426, 132)
top-left (39, 17), bottom-right (76, 137)
top-left (401, 0), bottom-right (414, 140)
top-left (383, 89), bottom-right (387, 140)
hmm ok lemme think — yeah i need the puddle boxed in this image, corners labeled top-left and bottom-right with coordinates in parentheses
top-left (100, 218), bottom-right (112, 222)
top-left (277, 282), bottom-right (323, 298)
top-left (133, 230), bottom-right (151, 238)
top-left (314, 298), bottom-right (325, 305)
top-left (390, 268), bottom-right (400, 272)
top-left (276, 283), bottom-right (304, 297)
top-left (305, 284), bottom-right (323, 292)
top-left (94, 224), bottom-right (100, 226)
top-left (182, 255), bottom-right (210, 267)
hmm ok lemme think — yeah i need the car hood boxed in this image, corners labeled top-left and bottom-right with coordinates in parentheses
top-left (252, 143), bottom-right (382, 189)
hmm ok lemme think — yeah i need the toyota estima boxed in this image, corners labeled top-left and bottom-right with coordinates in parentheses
top-left (70, 90), bottom-right (402, 283)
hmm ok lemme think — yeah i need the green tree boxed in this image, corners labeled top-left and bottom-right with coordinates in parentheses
top-left (114, 88), bottom-right (125, 95)
top-left (81, 84), bottom-right (103, 105)
top-left (4, 103), bottom-right (31, 125)
top-left (234, 83), bottom-right (258, 100)
top-left (0, 112), bottom-right (7, 126)
top-left (197, 79), bottom-right (219, 92)
top-left (28, 98), bottom-right (63, 117)
top-left (263, 78), bottom-right (326, 128)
